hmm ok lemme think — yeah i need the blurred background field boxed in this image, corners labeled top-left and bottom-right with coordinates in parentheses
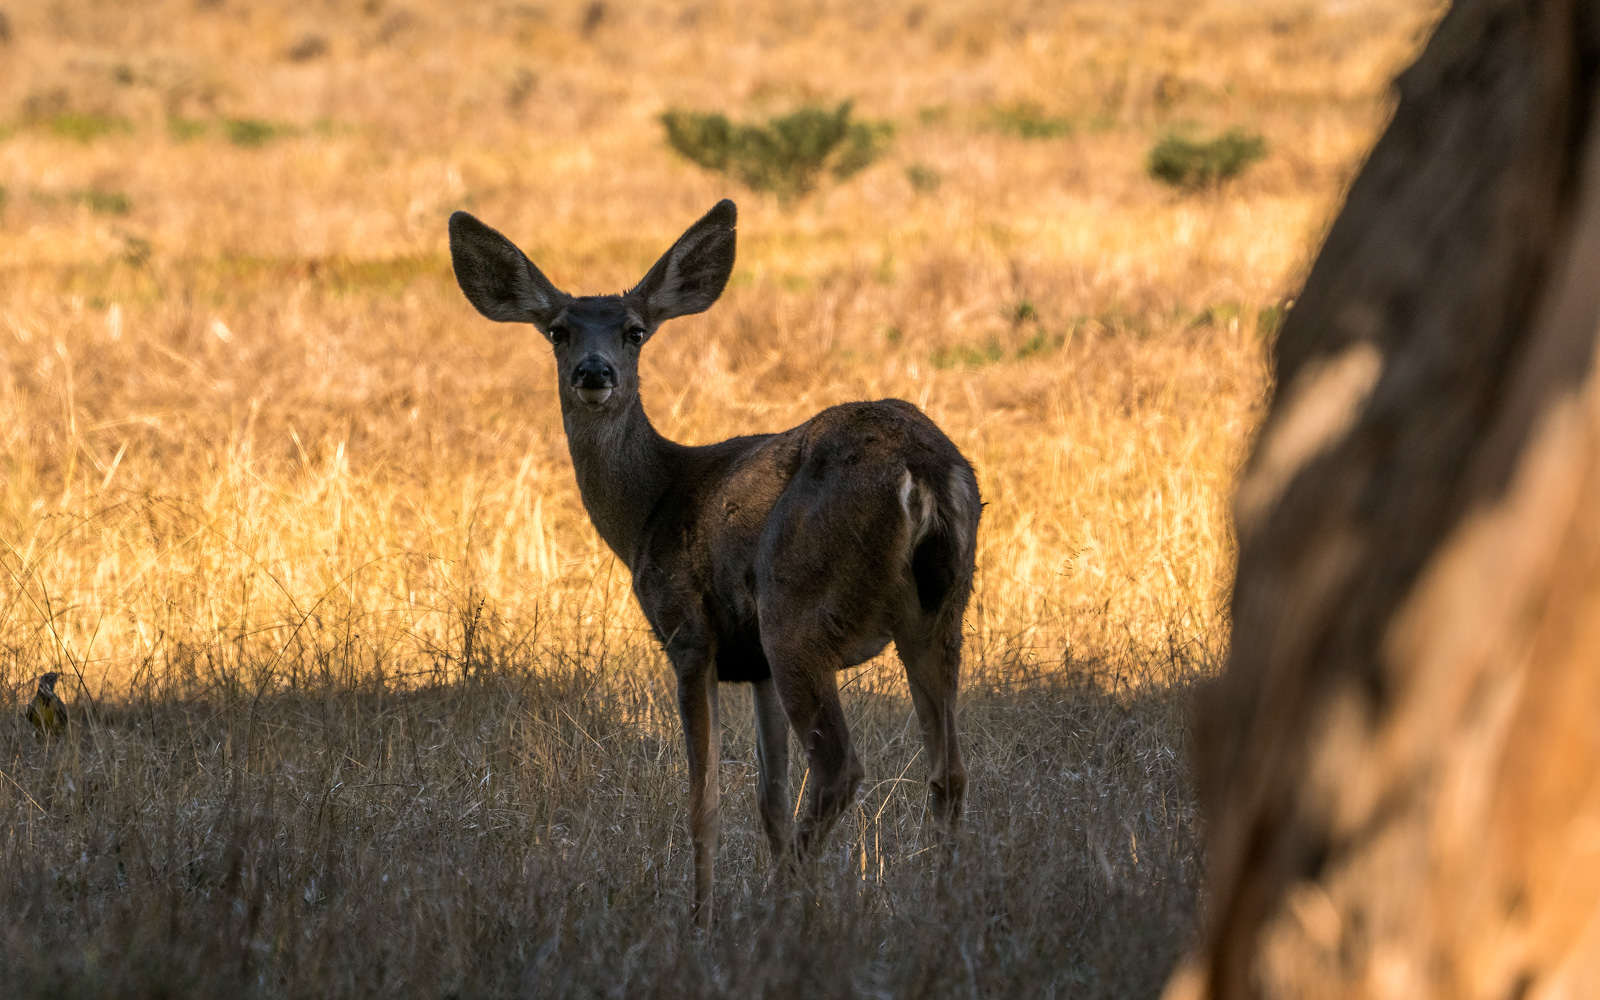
top-left (0, 1), bottom-right (1437, 996)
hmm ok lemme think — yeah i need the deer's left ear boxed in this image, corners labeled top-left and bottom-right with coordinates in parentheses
top-left (629, 200), bottom-right (737, 324)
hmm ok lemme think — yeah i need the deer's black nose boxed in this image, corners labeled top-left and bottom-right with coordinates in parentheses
top-left (572, 355), bottom-right (616, 390)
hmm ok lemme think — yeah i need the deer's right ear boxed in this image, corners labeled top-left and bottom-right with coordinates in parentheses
top-left (449, 212), bottom-right (567, 332)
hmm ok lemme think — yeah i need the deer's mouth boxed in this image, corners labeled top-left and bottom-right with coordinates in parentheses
top-left (571, 353), bottom-right (618, 407)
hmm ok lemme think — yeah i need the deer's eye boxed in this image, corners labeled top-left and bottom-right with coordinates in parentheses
top-left (625, 326), bottom-right (646, 347)
top-left (548, 324), bottom-right (570, 345)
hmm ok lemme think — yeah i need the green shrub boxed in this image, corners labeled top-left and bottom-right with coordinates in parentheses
top-left (661, 102), bottom-right (893, 201)
top-left (992, 102), bottom-right (1072, 139)
top-left (931, 340), bottom-right (1004, 370)
top-left (121, 234), bottom-right (153, 267)
top-left (76, 189), bottom-right (131, 215)
top-left (47, 112), bottom-right (132, 142)
top-left (1016, 330), bottom-right (1062, 360)
top-left (1187, 301), bottom-right (1243, 329)
top-left (1147, 128), bottom-right (1266, 189)
top-left (1257, 301), bottom-right (1291, 337)
top-left (905, 163), bottom-right (941, 193)
top-left (225, 118), bottom-right (293, 147)
top-left (168, 117), bottom-right (209, 141)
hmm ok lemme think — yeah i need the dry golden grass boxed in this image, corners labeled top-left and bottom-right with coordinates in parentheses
top-left (0, 0), bottom-right (1437, 995)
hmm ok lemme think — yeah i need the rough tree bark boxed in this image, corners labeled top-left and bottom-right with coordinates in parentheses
top-left (1168, 1), bottom-right (1600, 998)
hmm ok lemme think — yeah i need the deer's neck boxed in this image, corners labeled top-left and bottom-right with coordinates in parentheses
top-left (562, 396), bottom-right (675, 570)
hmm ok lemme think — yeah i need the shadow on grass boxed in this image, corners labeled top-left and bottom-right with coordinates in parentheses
top-left (0, 655), bottom-right (1200, 998)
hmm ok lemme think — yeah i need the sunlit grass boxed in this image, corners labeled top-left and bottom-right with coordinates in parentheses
top-left (0, 0), bottom-right (1441, 995)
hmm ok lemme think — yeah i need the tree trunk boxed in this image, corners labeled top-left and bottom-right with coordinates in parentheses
top-left (1170, 1), bottom-right (1600, 997)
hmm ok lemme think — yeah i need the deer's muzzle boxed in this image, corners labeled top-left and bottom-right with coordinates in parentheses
top-left (572, 355), bottom-right (617, 405)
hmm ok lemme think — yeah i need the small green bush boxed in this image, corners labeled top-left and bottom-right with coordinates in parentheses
top-left (1147, 128), bottom-right (1266, 189)
top-left (76, 189), bottom-right (131, 215)
top-left (121, 234), bottom-right (153, 267)
top-left (168, 117), bottom-right (208, 141)
top-left (1016, 330), bottom-right (1060, 360)
top-left (661, 102), bottom-right (893, 201)
top-left (931, 340), bottom-right (1004, 370)
top-left (47, 112), bottom-right (132, 142)
top-left (905, 163), bottom-right (941, 193)
top-left (1186, 301), bottom-right (1243, 329)
top-left (992, 102), bottom-right (1072, 139)
top-left (1257, 301), bottom-right (1292, 337)
top-left (225, 118), bottom-right (293, 147)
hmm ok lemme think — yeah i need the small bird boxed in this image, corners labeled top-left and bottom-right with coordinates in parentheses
top-left (25, 672), bottom-right (68, 737)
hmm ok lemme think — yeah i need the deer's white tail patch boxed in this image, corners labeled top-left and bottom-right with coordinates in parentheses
top-left (900, 469), bottom-right (937, 555)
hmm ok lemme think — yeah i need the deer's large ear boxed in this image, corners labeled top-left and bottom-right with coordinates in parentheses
top-left (628, 200), bottom-right (737, 324)
top-left (449, 212), bottom-right (567, 332)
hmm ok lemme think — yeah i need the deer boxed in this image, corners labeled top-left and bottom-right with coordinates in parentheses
top-left (447, 199), bottom-right (981, 928)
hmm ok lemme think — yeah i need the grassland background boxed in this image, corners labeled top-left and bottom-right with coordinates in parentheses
top-left (0, 1), bottom-right (1436, 996)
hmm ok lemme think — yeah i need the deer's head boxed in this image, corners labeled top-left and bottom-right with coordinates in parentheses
top-left (448, 201), bottom-right (737, 414)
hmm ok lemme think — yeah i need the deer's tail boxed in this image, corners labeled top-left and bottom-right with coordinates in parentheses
top-left (900, 464), bottom-right (981, 615)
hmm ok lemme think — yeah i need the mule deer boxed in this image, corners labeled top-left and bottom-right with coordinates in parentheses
top-left (448, 200), bottom-right (980, 928)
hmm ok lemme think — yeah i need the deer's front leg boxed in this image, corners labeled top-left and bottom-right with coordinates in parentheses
top-left (675, 658), bottom-right (721, 930)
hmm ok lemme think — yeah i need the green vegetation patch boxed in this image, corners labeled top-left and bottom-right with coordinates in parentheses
top-left (661, 102), bottom-right (893, 202)
top-left (1181, 300), bottom-right (1291, 338)
top-left (905, 163), bottom-right (941, 193)
top-left (1147, 128), bottom-right (1267, 189)
top-left (75, 189), bottom-right (132, 215)
top-left (46, 112), bottom-right (133, 142)
top-left (932, 340), bottom-right (1004, 370)
top-left (1185, 301), bottom-right (1243, 329)
top-left (992, 102), bottom-right (1072, 139)
top-left (168, 116), bottom-right (209, 141)
top-left (224, 118), bottom-right (296, 147)
top-left (1016, 330), bottom-right (1064, 360)
top-left (1257, 301), bottom-right (1292, 338)
top-left (121, 234), bottom-right (153, 267)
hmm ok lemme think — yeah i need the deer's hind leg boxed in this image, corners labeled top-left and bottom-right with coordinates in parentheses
top-left (758, 628), bottom-right (863, 860)
top-left (778, 663), bottom-right (862, 859)
top-left (751, 677), bottom-right (793, 864)
top-left (755, 472), bottom-right (905, 861)
top-left (894, 608), bottom-right (967, 827)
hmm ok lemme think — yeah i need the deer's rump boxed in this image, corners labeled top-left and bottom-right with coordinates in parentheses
top-left (692, 400), bottom-right (979, 683)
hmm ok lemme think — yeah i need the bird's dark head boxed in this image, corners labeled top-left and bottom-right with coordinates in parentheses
top-left (39, 672), bottom-right (60, 689)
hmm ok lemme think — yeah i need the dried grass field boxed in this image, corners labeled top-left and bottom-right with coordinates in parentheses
top-left (0, 1), bottom-right (1436, 996)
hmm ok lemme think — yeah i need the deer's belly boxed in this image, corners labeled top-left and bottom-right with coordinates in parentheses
top-left (838, 634), bottom-right (893, 668)
top-left (713, 626), bottom-right (772, 683)
top-left (706, 576), bottom-right (772, 682)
